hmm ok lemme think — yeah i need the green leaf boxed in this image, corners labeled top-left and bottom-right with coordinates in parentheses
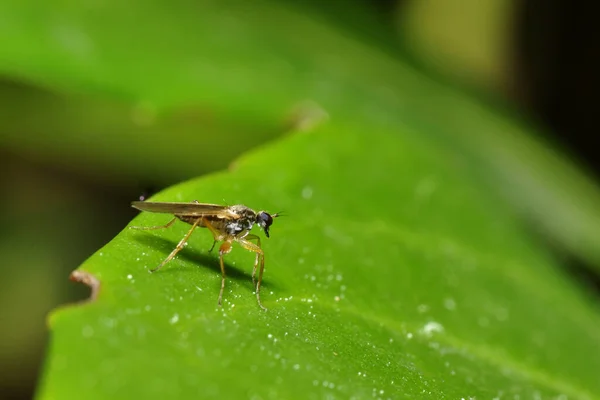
top-left (39, 123), bottom-right (600, 399)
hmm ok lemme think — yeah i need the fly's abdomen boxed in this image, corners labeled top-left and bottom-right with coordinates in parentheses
top-left (176, 215), bottom-right (203, 225)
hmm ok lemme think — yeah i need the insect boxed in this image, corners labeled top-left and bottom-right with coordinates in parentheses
top-left (130, 200), bottom-right (280, 310)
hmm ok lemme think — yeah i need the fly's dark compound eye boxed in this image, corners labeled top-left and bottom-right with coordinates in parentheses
top-left (256, 212), bottom-right (274, 237)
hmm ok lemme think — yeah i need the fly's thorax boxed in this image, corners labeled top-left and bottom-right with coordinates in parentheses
top-left (228, 205), bottom-right (257, 219)
top-left (225, 219), bottom-right (254, 235)
top-left (224, 205), bottom-right (257, 235)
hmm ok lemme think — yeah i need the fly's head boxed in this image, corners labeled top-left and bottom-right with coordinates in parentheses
top-left (256, 211), bottom-right (279, 238)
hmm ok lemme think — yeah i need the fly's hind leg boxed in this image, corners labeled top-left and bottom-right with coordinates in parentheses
top-left (130, 217), bottom-right (177, 231)
top-left (237, 237), bottom-right (266, 310)
top-left (150, 218), bottom-right (201, 273)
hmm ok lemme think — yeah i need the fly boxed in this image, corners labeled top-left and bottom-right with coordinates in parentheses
top-left (130, 200), bottom-right (280, 310)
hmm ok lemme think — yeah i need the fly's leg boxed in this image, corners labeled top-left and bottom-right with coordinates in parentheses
top-left (201, 218), bottom-right (221, 254)
top-left (243, 234), bottom-right (262, 288)
top-left (150, 218), bottom-right (201, 273)
top-left (201, 217), bottom-right (222, 242)
top-left (208, 240), bottom-right (217, 253)
top-left (130, 217), bottom-right (177, 231)
top-left (218, 241), bottom-right (232, 306)
top-left (237, 237), bottom-right (266, 310)
top-left (199, 218), bottom-right (229, 306)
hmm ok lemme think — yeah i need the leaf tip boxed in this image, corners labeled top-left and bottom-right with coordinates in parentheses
top-left (47, 270), bottom-right (102, 328)
top-left (69, 269), bottom-right (101, 302)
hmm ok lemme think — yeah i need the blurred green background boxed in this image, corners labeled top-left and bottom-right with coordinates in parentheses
top-left (1, 0), bottom-right (598, 398)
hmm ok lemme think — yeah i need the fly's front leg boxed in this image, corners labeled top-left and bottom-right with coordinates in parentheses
top-left (150, 218), bottom-right (201, 272)
top-left (243, 234), bottom-right (262, 287)
top-left (237, 237), bottom-right (266, 310)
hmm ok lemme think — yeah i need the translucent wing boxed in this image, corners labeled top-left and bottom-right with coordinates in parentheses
top-left (131, 201), bottom-right (233, 217)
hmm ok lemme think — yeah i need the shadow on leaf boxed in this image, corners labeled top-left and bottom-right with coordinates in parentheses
top-left (131, 233), bottom-right (278, 290)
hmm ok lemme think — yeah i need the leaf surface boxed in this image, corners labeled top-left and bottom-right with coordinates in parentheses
top-left (40, 123), bottom-right (600, 399)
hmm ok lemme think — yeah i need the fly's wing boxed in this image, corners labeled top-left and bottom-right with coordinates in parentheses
top-left (131, 201), bottom-right (234, 217)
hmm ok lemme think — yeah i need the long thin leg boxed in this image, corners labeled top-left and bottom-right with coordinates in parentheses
top-left (130, 217), bottom-right (177, 231)
top-left (196, 217), bottom-right (230, 306)
top-left (237, 238), bottom-right (266, 310)
top-left (201, 217), bottom-right (222, 242)
top-left (150, 218), bottom-right (201, 272)
top-left (200, 218), bottom-right (220, 253)
top-left (218, 241), bottom-right (232, 306)
top-left (208, 240), bottom-right (217, 253)
top-left (243, 234), bottom-right (262, 287)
